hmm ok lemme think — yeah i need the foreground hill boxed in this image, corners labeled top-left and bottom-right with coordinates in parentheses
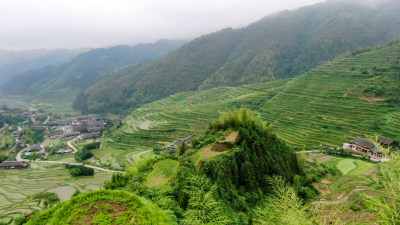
top-left (0, 48), bottom-right (88, 86)
top-left (76, 0), bottom-right (400, 114)
top-left (108, 41), bottom-right (400, 148)
top-left (2, 40), bottom-right (185, 95)
top-left (26, 190), bottom-right (174, 225)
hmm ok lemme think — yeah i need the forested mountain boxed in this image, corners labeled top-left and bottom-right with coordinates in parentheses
top-left (109, 40), bottom-right (400, 149)
top-left (0, 48), bottom-right (88, 86)
top-left (1, 40), bottom-right (185, 95)
top-left (75, 0), bottom-right (400, 114)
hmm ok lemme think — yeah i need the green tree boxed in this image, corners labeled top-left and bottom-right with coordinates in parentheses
top-left (254, 176), bottom-right (314, 225)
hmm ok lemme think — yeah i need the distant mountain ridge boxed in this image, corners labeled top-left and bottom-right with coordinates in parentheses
top-left (75, 0), bottom-right (400, 114)
top-left (1, 39), bottom-right (185, 95)
top-left (0, 48), bottom-right (88, 86)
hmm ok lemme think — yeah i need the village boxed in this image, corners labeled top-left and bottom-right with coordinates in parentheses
top-left (0, 105), bottom-right (121, 169)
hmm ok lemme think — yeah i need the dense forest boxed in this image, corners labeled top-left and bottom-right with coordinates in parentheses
top-left (1, 40), bottom-right (185, 95)
top-left (74, 0), bottom-right (400, 114)
top-left (101, 110), bottom-right (311, 224)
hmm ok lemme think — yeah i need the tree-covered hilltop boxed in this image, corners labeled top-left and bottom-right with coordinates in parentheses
top-left (75, 0), bottom-right (400, 114)
top-left (1, 40), bottom-right (185, 95)
top-left (99, 109), bottom-right (313, 224)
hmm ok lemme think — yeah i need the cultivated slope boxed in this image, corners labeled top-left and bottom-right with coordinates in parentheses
top-left (77, 0), bottom-right (400, 114)
top-left (109, 42), bottom-right (400, 148)
top-left (2, 40), bottom-right (185, 95)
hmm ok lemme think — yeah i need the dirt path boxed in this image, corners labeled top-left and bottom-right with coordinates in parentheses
top-left (311, 187), bottom-right (368, 205)
top-left (15, 147), bottom-right (29, 162)
top-left (67, 140), bottom-right (78, 153)
top-left (365, 167), bottom-right (378, 179)
top-left (15, 140), bottom-right (123, 173)
top-left (43, 115), bottom-right (51, 125)
top-left (34, 161), bottom-right (124, 173)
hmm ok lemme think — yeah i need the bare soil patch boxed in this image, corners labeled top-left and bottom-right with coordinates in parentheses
top-left (317, 156), bottom-right (334, 163)
top-left (211, 143), bottom-right (229, 152)
top-left (359, 96), bottom-right (387, 103)
top-left (199, 146), bottom-right (227, 160)
top-left (313, 183), bottom-right (331, 195)
top-left (320, 178), bottom-right (332, 184)
top-left (225, 132), bottom-right (238, 143)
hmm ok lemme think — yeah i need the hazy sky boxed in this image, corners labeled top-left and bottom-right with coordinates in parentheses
top-left (0, 0), bottom-right (324, 50)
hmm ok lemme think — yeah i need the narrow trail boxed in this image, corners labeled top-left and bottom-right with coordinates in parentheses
top-left (67, 140), bottom-right (78, 153)
top-left (34, 161), bottom-right (124, 173)
top-left (311, 188), bottom-right (368, 205)
top-left (15, 141), bottom-right (124, 173)
top-left (43, 115), bottom-right (51, 125)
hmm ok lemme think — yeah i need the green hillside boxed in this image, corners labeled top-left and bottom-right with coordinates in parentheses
top-left (76, 0), bottom-right (400, 114)
top-left (109, 41), bottom-right (400, 149)
top-left (26, 190), bottom-right (174, 225)
top-left (0, 48), bottom-right (88, 86)
top-left (2, 40), bottom-right (185, 95)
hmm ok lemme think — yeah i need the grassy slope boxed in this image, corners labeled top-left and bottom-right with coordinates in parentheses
top-left (110, 43), bottom-right (400, 149)
top-left (26, 190), bottom-right (175, 225)
top-left (308, 154), bottom-right (378, 224)
top-left (145, 159), bottom-right (179, 187)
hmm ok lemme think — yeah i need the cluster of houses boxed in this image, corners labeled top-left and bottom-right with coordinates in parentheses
top-left (24, 144), bottom-right (45, 157)
top-left (343, 136), bottom-right (399, 157)
top-left (45, 115), bottom-right (106, 140)
top-left (165, 136), bottom-right (191, 152)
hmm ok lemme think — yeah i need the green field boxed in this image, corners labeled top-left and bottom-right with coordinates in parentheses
top-left (336, 159), bottom-right (357, 175)
top-left (145, 159), bottom-right (179, 187)
top-left (109, 43), bottom-right (400, 150)
top-left (0, 162), bottom-right (112, 223)
top-left (309, 154), bottom-right (378, 224)
top-left (0, 89), bottom-right (81, 115)
top-left (0, 134), bottom-right (14, 150)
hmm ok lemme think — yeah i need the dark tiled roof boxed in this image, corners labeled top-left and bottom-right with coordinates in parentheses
top-left (0, 161), bottom-right (28, 167)
top-left (351, 138), bottom-right (375, 150)
top-left (378, 136), bottom-right (396, 145)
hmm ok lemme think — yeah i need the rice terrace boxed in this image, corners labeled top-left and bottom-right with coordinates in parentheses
top-left (1, 0), bottom-right (400, 224)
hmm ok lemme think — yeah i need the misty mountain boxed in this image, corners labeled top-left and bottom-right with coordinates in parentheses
top-left (74, 0), bottom-right (400, 114)
top-left (1, 40), bottom-right (185, 95)
top-left (0, 48), bottom-right (88, 86)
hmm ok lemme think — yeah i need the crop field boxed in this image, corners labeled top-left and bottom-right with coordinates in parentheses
top-left (0, 162), bottom-right (112, 223)
top-left (308, 154), bottom-right (379, 224)
top-left (110, 43), bottom-right (400, 149)
top-left (110, 80), bottom-right (288, 148)
top-left (336, 159), bottom-right (357, 176)
top-left (41, 138), bottom-right (61, 148)
top-left (145, 159), bottom-right (179, 187)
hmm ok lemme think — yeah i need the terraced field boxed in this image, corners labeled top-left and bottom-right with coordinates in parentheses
top-left (309, 154), bottom-right (378, 224)
top-left (145, 159), bottom-right (179, 187)
top-left (0, 162), bottom-right (112, 223)
top-left (110, 80), bottom-right (288, 147)
top-left (111, 43), bottom-right (400, 149)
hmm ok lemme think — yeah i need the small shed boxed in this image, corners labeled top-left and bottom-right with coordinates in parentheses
top-left (378, 136), bottom-right (399, 149)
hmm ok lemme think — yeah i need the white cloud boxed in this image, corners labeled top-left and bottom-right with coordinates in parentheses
top-left (0, 0), bottom-right (323, 50)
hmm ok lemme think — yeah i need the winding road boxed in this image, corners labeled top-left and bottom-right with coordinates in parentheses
top-left (15, 140), bottom-right (124, 173)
